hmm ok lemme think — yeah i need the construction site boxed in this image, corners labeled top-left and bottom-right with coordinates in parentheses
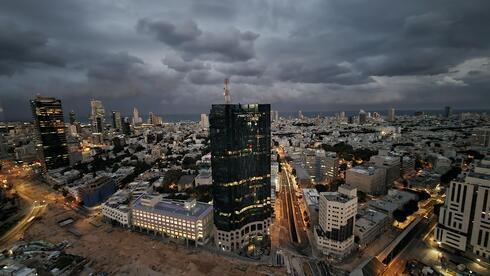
top-left (22, 202), bottom-right (286, 275)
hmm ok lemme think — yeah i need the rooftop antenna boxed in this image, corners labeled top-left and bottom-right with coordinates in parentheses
top-left (224, 78), bottom-right (231, 104)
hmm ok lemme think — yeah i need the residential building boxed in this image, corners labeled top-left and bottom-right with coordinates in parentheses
top-left (30, 96), bottom-right (69, 170)
top-left (210, 104), bottom-right (272, 252)
top-left (315, 185), bottom-right (357, 259)
top-left (131, 195), bottom-right (213, 246)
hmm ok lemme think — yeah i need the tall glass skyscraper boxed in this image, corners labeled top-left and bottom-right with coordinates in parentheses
top-left (210, 104), bottom-right (272, 251)
top-left (30, 96), bottom-right (69, 170)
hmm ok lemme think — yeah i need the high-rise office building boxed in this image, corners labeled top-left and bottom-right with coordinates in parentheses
top-left (30, 96), bottom-right (69, 170)
top-left (69, 110), bottom-right (76, 125)
top-left (444, 106), bottom-right (452, 118)
top-left (132, 107), bottom-right (142, 125)
top-left (270, 110), bottom-right (279, 122)
top-left (315, 185), bottom-right (357, 259)
top-left (210, 104), bottom-right (272, 252)
top-left (111, 111), bottom-right (122, 130)
top-left (148, 112), bottom-right (162, 125)
top-left (90, 100), bottom-right (105, 133)
top-left (435, 157), bottom-right (490, 260)
top-left (298, 110), bottom-right (304, 119)
top-left (359, 110), bottom-right (368, 125)
top-left (122, 117), bottom-right (131, 135)
top-left (388, 108), bottom-right (395, 122)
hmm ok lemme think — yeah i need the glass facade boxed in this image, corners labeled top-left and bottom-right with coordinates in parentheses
top-left (210, 104), bottom-right (272, 232)
top-left (30, 96), bottom-right (69, 170)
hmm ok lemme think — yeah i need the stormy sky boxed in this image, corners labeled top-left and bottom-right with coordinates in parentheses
top-left (1, 0), bottom-right (489, 120)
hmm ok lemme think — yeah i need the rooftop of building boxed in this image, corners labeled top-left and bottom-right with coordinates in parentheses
top-left (79, 176), bottom-right (115, 192)
top-left (196, 170), bottom-right (211, 178)
top-left (303, 188), bottom-right (319, 206)
top-left (321, 191), bottom-right (354, 203)
top-left (357, 208), bottom-right (388, 225)
top-left (349, 166), bottom-right (379, 176)
top-left (467, 171), bottom-right (490, 181)
top-left (178, 175), bottom-right (196, 185)
top-left (132, 195), bottom-right (212, 220)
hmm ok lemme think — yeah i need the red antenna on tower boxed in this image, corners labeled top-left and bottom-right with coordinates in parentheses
top-left (224, 78), bottom-right (231, 104)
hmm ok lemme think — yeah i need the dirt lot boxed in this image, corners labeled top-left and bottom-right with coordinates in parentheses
top-left (24, 203), bottom-right (286, 276)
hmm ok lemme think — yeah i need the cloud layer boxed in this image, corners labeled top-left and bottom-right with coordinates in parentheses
top-left (0, 0), bottom-right (489, 120)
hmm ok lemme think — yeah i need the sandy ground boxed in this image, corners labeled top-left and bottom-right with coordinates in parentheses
top-left (24, 203), bottom-right (286, 276)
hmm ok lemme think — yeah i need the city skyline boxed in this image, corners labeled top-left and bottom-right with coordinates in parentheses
top-left (1, 1), bottom-right (490, 121)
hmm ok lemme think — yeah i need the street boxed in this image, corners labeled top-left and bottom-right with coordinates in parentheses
top-left (0, 163), bottom-right (63, 249)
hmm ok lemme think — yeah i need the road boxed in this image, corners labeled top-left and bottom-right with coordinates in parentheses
top-left (0, 201), bottom-right (46, 247)
top-left (0, 165), bottom-right (63, 249)
top-left (274, 148), bottom-right (336, 276)
top-left (277, 158), bottom-right (310, 255)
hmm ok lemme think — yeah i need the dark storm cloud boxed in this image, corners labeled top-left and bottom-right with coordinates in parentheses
top-left (162, 55), bottom-right (208, 73)
top-left (87, 53), bottom-right (144, 82)
top-left (137, 18), bottom-right (259, 62)
top-left (277, 61), bottom-right (372, 85)
top-left (187, 70), bottom-right (225, 85)
top-left (0, 21), bottom-right (65, 76)
top-left (216, 60), bottom-right (266, 77)
top-left (1, 0), bottom-right (490, 121)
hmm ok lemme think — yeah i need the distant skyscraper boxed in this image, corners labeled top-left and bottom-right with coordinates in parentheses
top-left (122, 117), bottom-right (131, 135)
top-left (132, 107), bottom-right (142, 125)
top-left (69, 110), bottom-right (76, 125)
top-left (348, 116), bottom-right (354, 124)
top-left (210, 104), bottom-right (272, 252)
top-left (148, 112), bottom-right (162, 125)
top-left (90, 100), bottom-right (105, 133)
top-left (0, 100), bottom-right (5, 122)
top-left (30, 96), bottom-right (69, 170)
top-left (359, 110), bottom-right (367, 124)
top-left (298, 110), bottom-right (304, 119)
top-left (444, 106), bottom-right (453, 118)
top-left (111, 111), bottom-right (122, 130)
top-left (271, 110), bottom-right (279, 122)
top-left (388, 108), bottom-right (395, 122)
top-left (200, 113), bottom-right (209, 129)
